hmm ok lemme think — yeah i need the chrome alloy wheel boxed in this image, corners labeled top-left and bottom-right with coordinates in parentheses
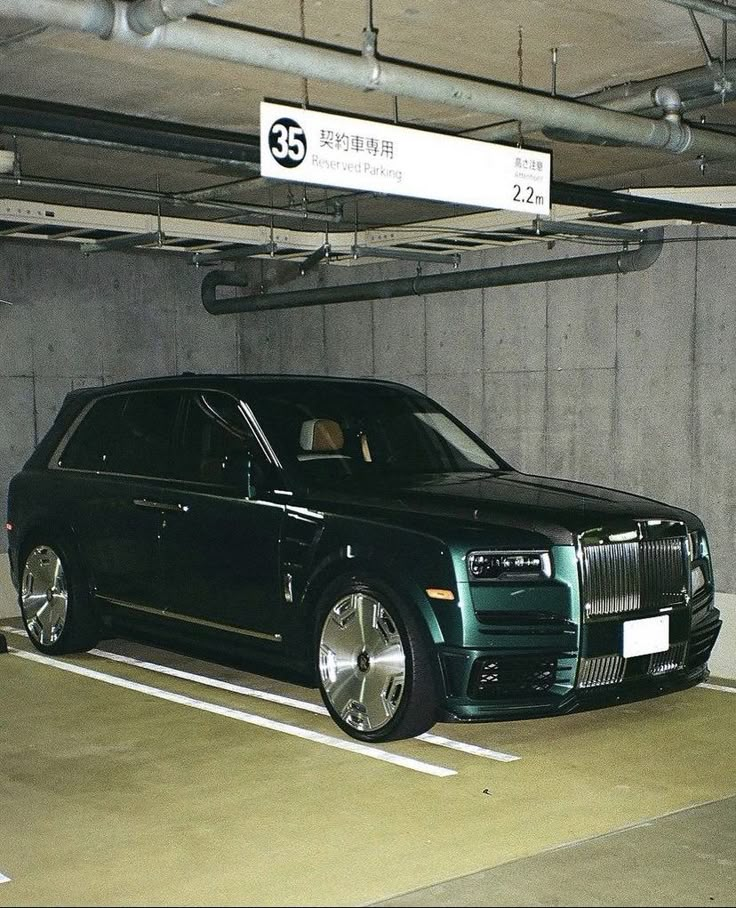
top-left (21, 545), bottom-right (69, 647)
top-left (319, 592), bottom-right (406, 733)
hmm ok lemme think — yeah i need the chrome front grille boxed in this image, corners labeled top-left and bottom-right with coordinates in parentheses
top-left (580, 523), bottom-right (688, 619)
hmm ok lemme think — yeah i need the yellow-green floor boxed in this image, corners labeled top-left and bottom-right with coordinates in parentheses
top-left (1, 623), bottom-right (735, 907)
top-left (373, 796), bottom-right (736, 906)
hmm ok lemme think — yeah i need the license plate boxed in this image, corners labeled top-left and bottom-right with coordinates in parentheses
top-left (622, 615), bottom-right (670, 658)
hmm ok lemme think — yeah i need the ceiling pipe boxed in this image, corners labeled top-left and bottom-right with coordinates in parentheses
top-left (202, 229), bottom-right (664, 315)
top-left (659, 0), bottom-right (736, 23)
top-left (8, 0), bottom-right (116, 36)
top-left (551, 181), bottom-right (736, 226)
top-left (5, 2), bottom-right (736, 162)
top-left (127, 0), bottom-right (227, 35)
top-left (542, 86), bottom-right (693, 150)
top-left (0, 94), bottom-right (260, 167)
top-left (467, 59), bottom-right (736, 145)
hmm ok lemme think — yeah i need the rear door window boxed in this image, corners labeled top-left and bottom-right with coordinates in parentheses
top-left (60, 391), bottom-right (180, 478)
top-left (59, 395), bottom-right (125, 472)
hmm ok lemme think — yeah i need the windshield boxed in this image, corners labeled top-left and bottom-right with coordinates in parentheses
top-left (246, 383), bottom-right (505, 485)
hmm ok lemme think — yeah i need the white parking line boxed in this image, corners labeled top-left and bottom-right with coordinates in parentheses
top-left (87, 645), bottom-right (520, 762)
top-left (1, 626), bottom-right (521, 763)
top-left (418, 732), bottom-right (519, 762)
top-left (0, 872), bottom-right (10, 884)
top-left (700, 682), bottom-right (736, 694)
top-left (90, 647), bottom-right (329, 715)
top-left (9, 648), bottom-right (456, 778)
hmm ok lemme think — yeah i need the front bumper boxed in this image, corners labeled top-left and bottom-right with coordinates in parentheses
top-left (435, 597), bottom-right (722, 723)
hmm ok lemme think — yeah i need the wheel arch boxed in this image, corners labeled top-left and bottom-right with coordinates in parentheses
top-left (302, 550), bottom-right (445, 642)
top-left (16, 519), bottom-right (93, 595)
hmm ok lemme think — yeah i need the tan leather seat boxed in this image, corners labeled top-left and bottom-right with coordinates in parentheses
top-left (299, 418), bottom-right (345, 453)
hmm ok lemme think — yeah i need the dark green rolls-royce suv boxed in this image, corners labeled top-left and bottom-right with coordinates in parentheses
top-left (6, 375), bottom-right (722, 742)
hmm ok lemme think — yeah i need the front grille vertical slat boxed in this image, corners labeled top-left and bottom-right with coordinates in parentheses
top-left (641, 539), bottom-right (687, 609)
top-left (649, 642), bottom-right (687, 675)
top-left (583, 542), bottom-right (640, 617)
top-left (581, 530), bottom-right (687, 619)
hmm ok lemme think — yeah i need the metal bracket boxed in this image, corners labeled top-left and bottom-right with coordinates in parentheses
top-left (299, 242), bottom-right (330, 275)
top-left (82, 230), bottom-right (165, 254)
top-left (352, 244), bottom-right (461, 266)
top-left (533, 218), bottom-right (645, 242)
top-left (192, 241), bottom-right (278, 267)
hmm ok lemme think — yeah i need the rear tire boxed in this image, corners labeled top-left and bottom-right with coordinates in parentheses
top-left (19, 539), bottom-right (99, 655)
top-left (316, 576), bottom-right (438, 742)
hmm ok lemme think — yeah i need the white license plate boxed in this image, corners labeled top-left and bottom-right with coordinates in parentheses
top-left (622, 615), bottom-right (670, 658)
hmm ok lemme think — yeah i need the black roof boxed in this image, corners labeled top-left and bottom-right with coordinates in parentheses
top-left (67, 373), bottom-right (423, 401)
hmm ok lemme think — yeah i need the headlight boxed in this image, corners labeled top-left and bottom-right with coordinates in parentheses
top-left (467, 550), bottom-right (552, 581)
top-left (689, 529), bottom-right (710, 596)
top-left (689, 529), bottom-right (711, 561)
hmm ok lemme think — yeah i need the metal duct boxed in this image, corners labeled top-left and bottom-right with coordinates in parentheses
top-left (473, 58), bottom-right (736, 144)
top-left (13, 0), bottom-right (116, 37)
top-left (659, 0), bottom-right (736, 23)
top-left (202, 229), bottom-right (664, 315)
top-left (4, 1), bottom-right (736, 161)
top-left (127, 0), bottom-right (227, 35)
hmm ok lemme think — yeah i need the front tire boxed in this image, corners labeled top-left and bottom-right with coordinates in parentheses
top-left (316, 577), bottom-right (438, 742)
top-left (19, 540), bottom-right (98, 655)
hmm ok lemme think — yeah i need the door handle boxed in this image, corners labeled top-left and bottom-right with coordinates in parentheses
top-left (133, 498), bottom-right (190, 513)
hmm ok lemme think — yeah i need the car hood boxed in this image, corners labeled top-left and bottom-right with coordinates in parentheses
top-left (302, 470), bottom-right (699, 546)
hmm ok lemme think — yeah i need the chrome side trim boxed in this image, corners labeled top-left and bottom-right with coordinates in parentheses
top-left (133, 498), bottom-right (189, 513)
top-left (101, 596), bottom-right (283, 642)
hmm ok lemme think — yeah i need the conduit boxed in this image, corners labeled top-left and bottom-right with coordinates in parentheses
top-left (5, 1), bottom-right (736, 161)
top-left (202, 229), bottom-right (664, 314)
top-left (660, 0), bottom-right (736, 23)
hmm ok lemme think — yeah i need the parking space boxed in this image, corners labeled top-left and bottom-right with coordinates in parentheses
top-left (1, 619), bottom-right (735, 906)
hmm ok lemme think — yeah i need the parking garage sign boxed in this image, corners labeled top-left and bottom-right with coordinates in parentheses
top-left (260, 101), bottom-right (550, 214)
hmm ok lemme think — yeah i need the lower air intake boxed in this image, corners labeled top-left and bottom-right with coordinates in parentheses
top-left (649, 643), bottom-right (686, 676)
top-left (470, 654), bottom-right (557, 699)
top-left (577, 654), bottom-right (625, 688)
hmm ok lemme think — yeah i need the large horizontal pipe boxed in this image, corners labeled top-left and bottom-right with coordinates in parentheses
top-left (0, 94), bottom-right (260, 167)
top-left (469, 56), bottom-right (736, 144)
top-left (660, 0), bottom-right (736, 23)
top-left (4, 1), bottom-right (736, 161)
top-left (551, 181), bottom-right (736, 227)
top-left (127, 0), bottom-right (227, 36)
top-left (202, 229), bottom-right (664, 314)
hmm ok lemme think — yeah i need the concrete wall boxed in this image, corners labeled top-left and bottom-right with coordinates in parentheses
top-left (240, 226), bottom-right (735, 586)
top-left (0, 239), bottom-right (240, 564)
top-left (239, 225), bottom-right (736, 677)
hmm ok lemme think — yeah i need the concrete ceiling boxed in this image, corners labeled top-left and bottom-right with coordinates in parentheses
top-left (1, 0), bottom-right (736, 261)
